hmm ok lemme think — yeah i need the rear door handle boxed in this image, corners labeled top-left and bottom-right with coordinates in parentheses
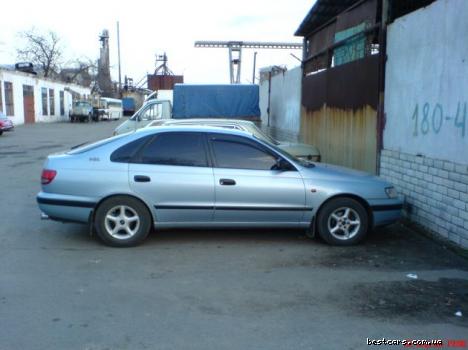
top-left (219, 178), bottom-right (236, 186)
top-left (134, 175), bottom-right (151, 182)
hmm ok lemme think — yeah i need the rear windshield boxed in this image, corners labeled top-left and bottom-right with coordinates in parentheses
top-left (67, 133), bottom-right (129, 155)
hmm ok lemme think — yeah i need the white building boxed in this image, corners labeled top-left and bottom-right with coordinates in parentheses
top-left (0, 67), bottom-right (91, 125)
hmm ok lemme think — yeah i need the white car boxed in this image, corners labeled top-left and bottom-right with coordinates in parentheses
top-left (113, 99), bottom-right (172, 135)
top-left (144, 118), bottom-right (321, 162)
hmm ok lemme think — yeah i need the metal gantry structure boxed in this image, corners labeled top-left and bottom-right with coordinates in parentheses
top-left (194, 41), bottom-right (303, 84)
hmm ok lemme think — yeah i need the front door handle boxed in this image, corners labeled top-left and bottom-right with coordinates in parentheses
top-left (134, 175), bottom-right (151, 182)
top-left (219, 178), bottom-right (236, 186)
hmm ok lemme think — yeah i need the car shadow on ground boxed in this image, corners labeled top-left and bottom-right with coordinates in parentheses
top-left (46, 221), bottom-right (468, 327)
top-left (59, 221), bottom-right (468, 271)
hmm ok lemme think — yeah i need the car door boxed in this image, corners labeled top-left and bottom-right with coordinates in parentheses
top-left (208, 133), bottom-right (307, 225)
top-left (129, 131), bottom-right (215, 224)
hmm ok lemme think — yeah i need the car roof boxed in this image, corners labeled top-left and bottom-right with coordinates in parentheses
top-left (134, 124), bottom-right (255, 138)
top-left (155, 118), bottom-right (254, 126)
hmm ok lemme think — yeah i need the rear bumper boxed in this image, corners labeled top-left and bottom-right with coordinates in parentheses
top-left (37, 192), bottom-right (97, 224)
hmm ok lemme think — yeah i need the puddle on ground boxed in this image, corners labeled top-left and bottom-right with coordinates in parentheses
top-left (0, 151), bottom-right (27, 156)
top-left (10, 161), bottom-right (34, 168)
top-left (31, 144), bottom-right (64, 150)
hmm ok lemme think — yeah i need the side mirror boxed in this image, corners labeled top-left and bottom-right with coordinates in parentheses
top-left (273, 158), bottom-right (292, 171)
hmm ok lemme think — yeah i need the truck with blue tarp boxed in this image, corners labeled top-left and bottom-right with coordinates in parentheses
top-left (172, 84), bottom-right (260, 121)
top-left (122, 97), bottom-right (136, 116)
top-left (113, 84), bottom-right (261, 135)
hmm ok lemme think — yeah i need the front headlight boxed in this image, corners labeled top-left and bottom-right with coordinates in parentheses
top-left (385, 186), bottom-right (398, 199)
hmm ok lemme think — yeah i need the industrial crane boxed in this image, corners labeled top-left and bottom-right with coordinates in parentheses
top-left (194, 41), bottom-right (303, 84)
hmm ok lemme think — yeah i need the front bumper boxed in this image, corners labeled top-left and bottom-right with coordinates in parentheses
top-left (369, 198), bottom-right (404, 227)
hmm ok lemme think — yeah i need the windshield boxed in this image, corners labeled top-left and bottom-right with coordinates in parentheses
top-left (248, 124), bottom-right (280, 145)
top-left (74, 102), bottom-right (90, 107)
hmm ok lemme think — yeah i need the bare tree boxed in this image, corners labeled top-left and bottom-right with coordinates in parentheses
top-left (17, 29), bottom-right (63, 78)
top-left (61, 57), bottom-right (98, 85)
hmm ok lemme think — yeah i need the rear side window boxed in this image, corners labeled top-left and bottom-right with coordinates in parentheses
top-left (110, 136), bottom-right (151, 163)
top-left (138, 132), bottom-right (207, 167)
top-left (210, 135), bottom-right (277, 170)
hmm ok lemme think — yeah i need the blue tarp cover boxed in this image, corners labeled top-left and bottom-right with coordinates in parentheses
top-left (172, 84), bottom-right (260, 118)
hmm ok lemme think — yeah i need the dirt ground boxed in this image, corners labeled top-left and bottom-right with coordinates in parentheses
top-left (1, 120), bottom-right (467, 350)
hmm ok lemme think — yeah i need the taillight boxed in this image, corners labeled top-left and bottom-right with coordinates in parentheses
top-left (41, 169), bottom-right (57, 185)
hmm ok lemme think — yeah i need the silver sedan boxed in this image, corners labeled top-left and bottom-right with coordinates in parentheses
top-left (37, 126), bottom-right (402, 247)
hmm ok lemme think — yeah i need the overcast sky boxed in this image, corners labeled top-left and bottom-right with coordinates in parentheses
top-left (0, 0), bottom-right (315, 84)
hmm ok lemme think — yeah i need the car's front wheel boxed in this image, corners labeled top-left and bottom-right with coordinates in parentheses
top-left (317, 197), bottom-right (368, 246)
top-left (94, 196), bottom-right (152, 247)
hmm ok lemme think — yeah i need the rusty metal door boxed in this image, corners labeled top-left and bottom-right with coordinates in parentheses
top-left (23, 85), bottom-right (35, 124)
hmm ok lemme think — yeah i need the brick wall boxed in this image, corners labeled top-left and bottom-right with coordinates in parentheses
top-left (380, 149), bottom-right (468, 249)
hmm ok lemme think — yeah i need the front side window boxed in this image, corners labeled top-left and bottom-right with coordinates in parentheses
top-left (4, 82), bottom-right (14, 116)
top-left (49, 89), bottom-right (55, 115)
top-left (210, 135), bottom-right (278, 170)
top-left (41, 88), bottom-right (48, 115)
top-left (139, 132), bottom-right (207, 167)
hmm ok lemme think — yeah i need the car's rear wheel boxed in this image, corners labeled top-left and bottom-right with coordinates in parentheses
top-left (94, 196), bottom-right (152, 247)
top-left (317, 197), bottom-right (368, 246)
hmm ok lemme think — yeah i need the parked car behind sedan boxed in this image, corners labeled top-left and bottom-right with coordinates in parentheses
top-left (0, 112), bottom-right (14, 135)
top-left (37, 126), bottom-right (402, 247)
top-left (142, 118), bottom-right (321, 162)
top-left (69, 101), bottom-right (93, 123)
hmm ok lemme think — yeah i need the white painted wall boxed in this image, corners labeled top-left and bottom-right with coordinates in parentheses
top-left (259, 67), bottom-right (302, 141)
top-left (0, 69), bottom-right (91, 125)
top-left (384, 0), bottom-right (468, 165)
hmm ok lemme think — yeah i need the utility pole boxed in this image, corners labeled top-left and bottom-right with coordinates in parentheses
top-left (117, 21), bottom-right (122, 96)
top-left (252, 52), bottom-right (257, 84)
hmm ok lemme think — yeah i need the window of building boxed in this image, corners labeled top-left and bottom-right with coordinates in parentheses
top-left (41, 88), bottom-right (48, 116)
top-left (139, 132), bottom-right (207, 167)
top-left (4, 82), bottom-right (14, 116)
top-left (210, 135), bottom-right (277, 170)
top-left (59, 91), bottom-right (65, 116)
top-left (49, 89), bottom-right (55, 115)
top-left (0, 81), bottom-right (3, 113)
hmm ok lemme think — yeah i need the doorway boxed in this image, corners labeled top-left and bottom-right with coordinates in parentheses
top-left (23, 85), bottom-right (35, 124)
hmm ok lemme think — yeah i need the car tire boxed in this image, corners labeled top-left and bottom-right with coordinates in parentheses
top-left (94, 196), bottom-right (152, 247)
top-left (0, 131), bottom-right (3, 136)
top-left (316, 197), bottom-right (368, 246)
